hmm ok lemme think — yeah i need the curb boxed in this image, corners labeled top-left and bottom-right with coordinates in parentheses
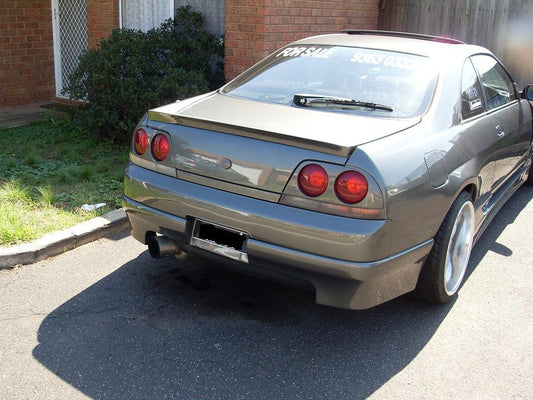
top-left (0, 209), bottom-right (129, 270)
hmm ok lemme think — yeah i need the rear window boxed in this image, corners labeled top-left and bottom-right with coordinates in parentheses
top-left (222, 45), bottom-right (437, 118)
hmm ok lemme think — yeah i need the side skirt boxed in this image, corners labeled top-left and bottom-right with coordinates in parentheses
top-left (473, 163), bottom-right (529, 245)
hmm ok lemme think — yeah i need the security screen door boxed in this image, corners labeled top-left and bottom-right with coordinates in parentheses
top-left (51, 0), bottom-right (88, 98)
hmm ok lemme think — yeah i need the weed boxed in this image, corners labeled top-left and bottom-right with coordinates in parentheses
top-left (37, 185), bottom-right (55, 205)
top-left (57, 170), bottom-right (74, 184)
top-left (0, 180), bottom-right (31, 205)
top-left (6, 158), bottom-right (16, 170)
top-left (95, 160), bottom-right (110, 173)
top-left (0, 118), bottom-right (127, 245)
top-left (24, 154), bottom-right (37, 166)
top-left (80, 165), bottom-right (93, 180)
top-left (54, 192), bottom-right (76, 205)
top-left (0, 205), bottom-right (36, 244)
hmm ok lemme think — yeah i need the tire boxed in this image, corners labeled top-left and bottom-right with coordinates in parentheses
top-left (416, 191), bottom-right (475, 304)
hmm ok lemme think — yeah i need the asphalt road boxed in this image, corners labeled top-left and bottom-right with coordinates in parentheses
top-left (1, 186), bottom-right (532, 400)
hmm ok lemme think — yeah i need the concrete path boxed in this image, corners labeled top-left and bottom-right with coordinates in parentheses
top-left (0, 102), bottom-right (67, 129)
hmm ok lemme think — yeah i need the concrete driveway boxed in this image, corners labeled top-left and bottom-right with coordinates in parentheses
top-left (1, 186), bottom-right (532, 399)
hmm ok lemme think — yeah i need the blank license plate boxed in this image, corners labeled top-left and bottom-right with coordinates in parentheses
top-left (190, 220), bottom-right (249, 263)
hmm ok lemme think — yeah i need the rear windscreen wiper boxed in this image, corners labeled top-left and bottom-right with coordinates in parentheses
top-left (293, 94), bottom-right (393, 112)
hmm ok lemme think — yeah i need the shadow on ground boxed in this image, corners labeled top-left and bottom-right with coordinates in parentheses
top-left (33, 186), bottom-right (533, 399)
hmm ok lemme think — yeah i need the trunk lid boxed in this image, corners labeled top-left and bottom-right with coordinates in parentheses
top-left (148, 92), bottom-right (420, 194)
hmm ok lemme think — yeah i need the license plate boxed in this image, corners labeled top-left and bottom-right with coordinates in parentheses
top-left (190, 220), bottom-right (249, 263)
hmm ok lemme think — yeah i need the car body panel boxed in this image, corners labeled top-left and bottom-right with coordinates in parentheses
top-left (123, 164), bottom-right (433, 309)
top-left (488, 102), bottom-right (532, 189)
top-left (124, 163), bottom-right (392, 262)
top-left (161, 121), bottom-right (346, 195)
top-left (148, 93), bottom-right (422, 157)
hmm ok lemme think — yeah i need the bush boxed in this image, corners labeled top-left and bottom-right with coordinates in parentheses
top-left (63, 6), bottom-right (224, 143)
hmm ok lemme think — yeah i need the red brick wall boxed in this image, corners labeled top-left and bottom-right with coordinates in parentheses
top-left (0, 0), bottom-right (118, 107)
top-left (0, 0), bottom-right (55, 106)
top-left (87, 0), bottom-right (119, 49)
top-left (225, 0), bottom-right (379, 80)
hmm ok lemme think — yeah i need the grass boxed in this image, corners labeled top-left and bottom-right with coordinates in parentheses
top-left (0, 117), bottom-right (129, 246)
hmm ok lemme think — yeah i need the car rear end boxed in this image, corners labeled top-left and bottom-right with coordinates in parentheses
top-left (123, 33), bottom-right (442, 309)
top-left (123, 102), bottom-right (434, 309)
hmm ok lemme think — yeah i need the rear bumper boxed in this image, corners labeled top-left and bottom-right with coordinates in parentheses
top-left (123, 163), bottom-right (433, 309)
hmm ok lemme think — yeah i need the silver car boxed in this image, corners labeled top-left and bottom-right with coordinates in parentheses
top-left (123, 31), bottom-right (533, 309)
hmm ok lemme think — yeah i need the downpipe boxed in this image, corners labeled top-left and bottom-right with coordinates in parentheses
top-left (147, 235), bottom-right (182, 258)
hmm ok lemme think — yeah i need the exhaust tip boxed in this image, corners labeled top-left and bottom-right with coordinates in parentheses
top-left (147, 235), bottom-right (181, 258)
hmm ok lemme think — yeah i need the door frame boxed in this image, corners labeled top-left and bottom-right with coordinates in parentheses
top-left (51, 0), bottom-right (63, 97)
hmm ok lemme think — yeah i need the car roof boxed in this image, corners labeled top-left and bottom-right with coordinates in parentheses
top-left (292, 31), bottom-right (490, 62)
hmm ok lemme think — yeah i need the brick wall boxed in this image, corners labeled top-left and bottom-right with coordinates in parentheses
top-left (225, 0), bottom-right (379, 80)
top-left (87, 0), bottom-right (119, 49)
top-left (0, 1), bottom-right (55, 106)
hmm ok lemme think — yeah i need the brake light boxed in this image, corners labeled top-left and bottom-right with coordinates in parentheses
top-left (151, 134), bottom-right (170, 161)
top-left (335, 171), bottom-right (368, 204)
top-left (298, 164), bottom-right (329, 197)
top-left (134, 129), bottom-right (148, 155)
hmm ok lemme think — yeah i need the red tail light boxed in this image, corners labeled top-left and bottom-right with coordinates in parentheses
top-left (298, 164), bottom-right (329, 197)
top-left (134, 129), bottom-right (148, 155)
top-left (151, 134), bottom-right (170, 161)
top-left (335, 171), bottom-right (368, 204)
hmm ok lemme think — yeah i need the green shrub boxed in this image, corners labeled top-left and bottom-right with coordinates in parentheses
top-left (63, 6), bottom-right (224, 143)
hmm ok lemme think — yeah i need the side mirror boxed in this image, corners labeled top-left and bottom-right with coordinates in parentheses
top-left (522, 85), bottom-right (533, 101)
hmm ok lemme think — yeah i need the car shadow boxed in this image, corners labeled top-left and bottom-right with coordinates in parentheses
top-left (32, 186), bottom-right (532, 399)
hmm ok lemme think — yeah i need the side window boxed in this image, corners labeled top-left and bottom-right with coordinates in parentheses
top-left (471, 55), bottom-right (516, 110)
top-left (461, 59), bottom-right (485, 120)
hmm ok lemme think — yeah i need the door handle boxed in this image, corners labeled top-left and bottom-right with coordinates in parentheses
top-left (495, 125), bottom-right (505, 138)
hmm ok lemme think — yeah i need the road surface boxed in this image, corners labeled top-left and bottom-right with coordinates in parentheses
top-left (1, 186), bottom-right (532, 399)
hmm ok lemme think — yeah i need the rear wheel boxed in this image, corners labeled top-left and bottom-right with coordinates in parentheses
top-left (416, 191), bottom-right (475, 304)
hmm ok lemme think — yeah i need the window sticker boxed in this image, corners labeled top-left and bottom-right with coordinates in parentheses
top-left (464, 86), bottom-right (479, 100)
top-left (350, 52), bottom-right (418, 70)
top-left (464, 86), bottom-right (482, 110)
top-left (276, 46), bottom-right (339, 59)
top-left (275, 46), bottom-right (425, 70)
top-left (350, 52), bottom-right (386, 65)
top-left (469, 99), bottom-right (482, 110)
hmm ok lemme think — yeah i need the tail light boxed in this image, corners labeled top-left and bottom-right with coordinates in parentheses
top-left (335, 171), bottom-right (368, 204)
top-left (134, 129), bottom-right (148, 155)
top-left (298, 164), bottom-right (329, 197)
top-left (282, 162), bottom-right (383, 219)
top-left (151, 133), bottom-right (170, 161)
